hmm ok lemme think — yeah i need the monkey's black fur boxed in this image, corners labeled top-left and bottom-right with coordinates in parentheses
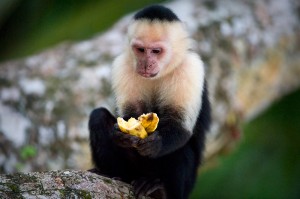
top-left (89, 82), bottom-right (211, 199)
top-left (134, 5), bottom-right (180, 22)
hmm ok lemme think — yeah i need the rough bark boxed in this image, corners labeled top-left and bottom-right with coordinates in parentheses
top-left (0, 170), bottom-right (142, 199)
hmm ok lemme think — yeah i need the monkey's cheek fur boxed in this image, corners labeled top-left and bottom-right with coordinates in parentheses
top-left (117, 113), bottom-right (159, 139)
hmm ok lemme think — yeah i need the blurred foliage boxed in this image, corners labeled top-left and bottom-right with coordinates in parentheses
top-left (0, 0), bottom-right (166, 61)
top-left (20, 145), bottom-right (37, 160)
top-left (15, 145), bottom-right (38, 171)
top-left (192, 88), bottom-right (300, 199)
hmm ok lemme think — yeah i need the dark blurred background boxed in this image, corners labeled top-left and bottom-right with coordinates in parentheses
top-left (192, 89), bottom-right (300, 198)
top-left (0, 0), bottom-right (299, 198)
top-left (0, 0), bottom-right (165, 61)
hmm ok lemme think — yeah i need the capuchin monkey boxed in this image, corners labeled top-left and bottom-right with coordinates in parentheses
top-left (89, 5), bottom-right (211, 199)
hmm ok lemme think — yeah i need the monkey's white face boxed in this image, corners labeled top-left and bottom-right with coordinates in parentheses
top-left (131, 38), bottom-right (170, 78)
top-left (127, 20), bottom-right (189, 79)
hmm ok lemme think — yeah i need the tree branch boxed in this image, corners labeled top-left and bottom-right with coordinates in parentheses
top-left (0, 170), bottom-right (146, 198)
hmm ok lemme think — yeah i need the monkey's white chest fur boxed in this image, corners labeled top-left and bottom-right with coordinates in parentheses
top-left (112, 52), bottom-right (205, 133)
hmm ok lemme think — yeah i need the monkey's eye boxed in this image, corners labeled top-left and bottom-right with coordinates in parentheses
top-left (152, 49), bottom-right (162, 54)
top-left (137, 48), bottom-right (145, 53)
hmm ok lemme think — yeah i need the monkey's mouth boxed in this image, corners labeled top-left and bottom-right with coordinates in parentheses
top-left (136, 66), bottom-right (159, 78)
top-left (138, 71), bottom-right (158, 78)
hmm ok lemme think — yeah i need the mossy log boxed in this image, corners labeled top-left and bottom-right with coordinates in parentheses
top-left (0, 170), bottom-right (144, 199)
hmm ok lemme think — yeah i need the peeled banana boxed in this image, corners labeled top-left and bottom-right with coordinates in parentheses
top-left (117, 113), bottom-right (159, 139)
top-left (138, 113), bottom-right (159, 133)
top-left (117, 117), bottom-right (148, 139)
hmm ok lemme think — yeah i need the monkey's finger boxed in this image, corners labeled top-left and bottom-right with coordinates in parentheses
top-left (137, 145), bottom-right (158, 157)
top-left (135, 180), bottom-right (149, 199)
top-left (132, 178), bottom-right (147, 198)
top-left (135, 178), bottom-right (162, 198)
top-left (136, 141), bottom-right (152, 152)
top-left (127, 135), bottom-right (139, 146)
top-left (143, 179), bottom-right (163, 196)
top-left (136, 135), bottom-right (158, 150)
top-left (136, 133), bottom-right (156, 145)
top-left (112, 130), bottom-right (127, 140)
top-left (113, 130), bottom-right (140, 148)
top-left (113, 132), bottom-right (135, 147)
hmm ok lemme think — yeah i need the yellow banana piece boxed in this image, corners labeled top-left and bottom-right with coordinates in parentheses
top-left (117, 117), bottom-right (129, 134)
top-left (117, 117), bottom-right (148, 139)
top-left (138, 113), bottom-right (159, 133)
top-left (117, 113), bottom-right (159, 139)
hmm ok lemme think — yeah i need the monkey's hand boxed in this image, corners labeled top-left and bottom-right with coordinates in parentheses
top-left (112, 124), bottom-right (140, 148)
top-left (135, 131), bottom-right (162, 158)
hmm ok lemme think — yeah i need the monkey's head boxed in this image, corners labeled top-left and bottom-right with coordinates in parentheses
top-left (127, 5), bottom-right (190, 79)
